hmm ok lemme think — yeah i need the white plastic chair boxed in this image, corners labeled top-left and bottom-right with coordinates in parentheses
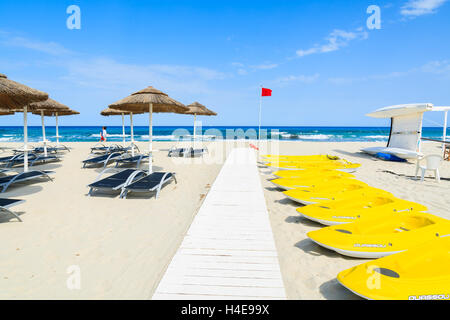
top-left (415, 154), bottom-right (443, 182)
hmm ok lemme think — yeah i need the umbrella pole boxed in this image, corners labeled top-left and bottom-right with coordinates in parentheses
top-left (443, 111), bottom-right (448, 155)
top-left (193, 114), bottom-right (197, 140)
top-left (258, 93), bottom-right (262, 151)
top-left (121, 113), bottom-right (125, 145)
top-left (193, 114), bottom-right (196, 149)
top-left (149, 103), bottom-right (153, 174)
top-left (23, 107), bottom-right (29, 172)
top-left (55, 113), bottom-right (60, 146)
top-left (130, 112), bottom-right (135, 157)
top-left (41, 110), bottom-right (48, 157)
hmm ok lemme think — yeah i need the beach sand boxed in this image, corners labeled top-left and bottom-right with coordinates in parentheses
top-left (0, 140), bottom-right (448, 299)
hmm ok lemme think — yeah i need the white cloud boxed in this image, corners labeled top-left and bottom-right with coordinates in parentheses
top-left (0, 31), bottom-right (227, 96)
top-left (0, 33), bottom-right (72, 56)
top-left (60, 57), bottom-right (226, 95)
top-left (401, 0), bottom-right (447, 17)
top-left (296, 28), bottom-right (368, 58)
top-left (271, 74), bottom-right (320, 87)
top-left (230, 62), bottom-right (244, 67)
top-left (328, 60), bottom-right (450, 85)
top-left (230, 62), bottom-right (279, 75)
top-left (420, 60), bottom-right (450, 74)
top-left (250, 63), bottom-right (278, 70)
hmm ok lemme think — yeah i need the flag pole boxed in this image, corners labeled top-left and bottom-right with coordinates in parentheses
top-left (258, 86), bottom-right (262, 150)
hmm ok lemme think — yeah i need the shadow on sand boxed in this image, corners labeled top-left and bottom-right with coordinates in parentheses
top-left (3, 184), bottom-right (44, 197)
top-left (333, 149), bottom-right (375, 161)
top-left (294, 238), bottom-right (342, 258)
top-left (382, 169), bottom-right (450, 182)
top-left (319, 278), bottom-right (363, 300)
top-left (0, 211), bottom-right (25, 224)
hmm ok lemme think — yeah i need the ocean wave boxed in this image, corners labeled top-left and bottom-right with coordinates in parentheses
top-left (0, 137), bottom-right (15, 142)
top-left (271, 131), bottom-right (289, 135)
top-left (297, 134), bottom-right (336, 140)
top-left (90, 133), bottom-right (130, 138)
top-left (365, 135), bottom-right (389, 139)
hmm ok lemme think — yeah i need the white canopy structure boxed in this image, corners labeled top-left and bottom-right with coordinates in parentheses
top-left (362, 103), bottom-right (433, 159)
top-left (430, 106), bottom-right (450, 153)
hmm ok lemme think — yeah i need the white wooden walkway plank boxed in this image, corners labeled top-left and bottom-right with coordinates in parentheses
top-left (180, 238), bottom-right (277, 251)
top-left (170, 254), bottom-right (280, 265)
top-left (163, 267), bottom-right (283, 279)
top-left (152, 148), bottom-right (286, 300)
top-left (177, 248), bottom-right (280, 258)
top-left (159, 276), bottom-right (284, 289)
top-left (183, 234), bottom-right (275, 242)
top-left (164, 260), bottom-right (280, 272)
top-left (153, 293), bottom-right (283, 300)
top-left (155, 284), bottom-right (286, 298)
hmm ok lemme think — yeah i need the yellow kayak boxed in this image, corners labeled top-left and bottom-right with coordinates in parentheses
top-left (308, 212), bottom-right (450, 258)
top-left (337, 236), bottom-right (450, 300)
top-left (283, 182), bottom-right (385, 205)
top-left (266, 161), bottom-right (361, 173)
top-left (273, 169), bottom-right (354, 179)
top-left (298, 196), bottom-right (428, 225)
top-left (262, 155), bottom-right (340, 161)
top-left (271, 176), bottom-right (356, 190)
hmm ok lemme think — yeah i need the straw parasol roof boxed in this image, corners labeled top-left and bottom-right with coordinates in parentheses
top-left (0, 73), bottom-right (48, 109)
top-left (184, 102), bottom-right (217, 116)
top-left (28, 98), bottom-right (71, 113)
top-left (0, 108), bottom-right (14, 116)
top-left (32, 109), bottom-right (79, 117)
top-left (100, 107), bottom-right (143, 116)
top-left (109, 86), bottom-right (188, 113)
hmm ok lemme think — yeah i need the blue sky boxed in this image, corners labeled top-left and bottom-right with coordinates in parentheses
top-left (0, 0), bottom-right (449, 127)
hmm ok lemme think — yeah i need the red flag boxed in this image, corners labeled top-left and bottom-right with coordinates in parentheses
top-left (261, 88), bottom-right (272, 97)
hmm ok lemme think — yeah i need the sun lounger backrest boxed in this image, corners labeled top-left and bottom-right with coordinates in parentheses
top-left (0, 198), bottom-right (23, 207)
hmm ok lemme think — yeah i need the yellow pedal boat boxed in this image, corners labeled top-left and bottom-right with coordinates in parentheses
top-left (262, 155), bottom-right (340, 161)
top-left (297, 196), bottom-right (428, 225)
top-left (272, 169), bottom-right (355, 179)
top-left (308, 212), bottom-right (450, 258)
top-left (337, 236), bottom-right (450, 300)
top-left (266, 160), bottom-right (361, 173)
top-left (271, 176), bottom-right (356, 190)
top-left (283, 182), bottom-right (385, 205)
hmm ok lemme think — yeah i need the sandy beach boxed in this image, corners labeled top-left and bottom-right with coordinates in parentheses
top-left (0, 140), bottom-right (448, 299)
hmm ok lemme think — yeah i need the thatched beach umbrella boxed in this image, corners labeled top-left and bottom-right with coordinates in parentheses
top-left (32, 108), bottom-right (79, 148)
top-left (100, 107), bottom-right (143, 154)
top-left (0, 73), bottom-right (48, 171)
top-left (184, 102), bottom-right (217, 141)
top-left (0, 108), bottom-right (14, 116)
top-left (28, 98), bottom-right (71, 156)
top-left (109, 86), bottom-right (188, 173)
top-left (0, 109), bottom-right (14, 151)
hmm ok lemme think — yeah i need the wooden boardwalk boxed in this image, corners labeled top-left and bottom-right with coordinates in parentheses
top-left (152, 148), bottom-right (286, 300)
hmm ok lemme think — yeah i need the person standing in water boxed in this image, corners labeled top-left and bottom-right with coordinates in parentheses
top-left (100, 126), bottom-right (108, 142)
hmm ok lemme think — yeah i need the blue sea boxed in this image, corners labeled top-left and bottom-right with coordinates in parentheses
top-left (0, 126), bottom-right (447, 142)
